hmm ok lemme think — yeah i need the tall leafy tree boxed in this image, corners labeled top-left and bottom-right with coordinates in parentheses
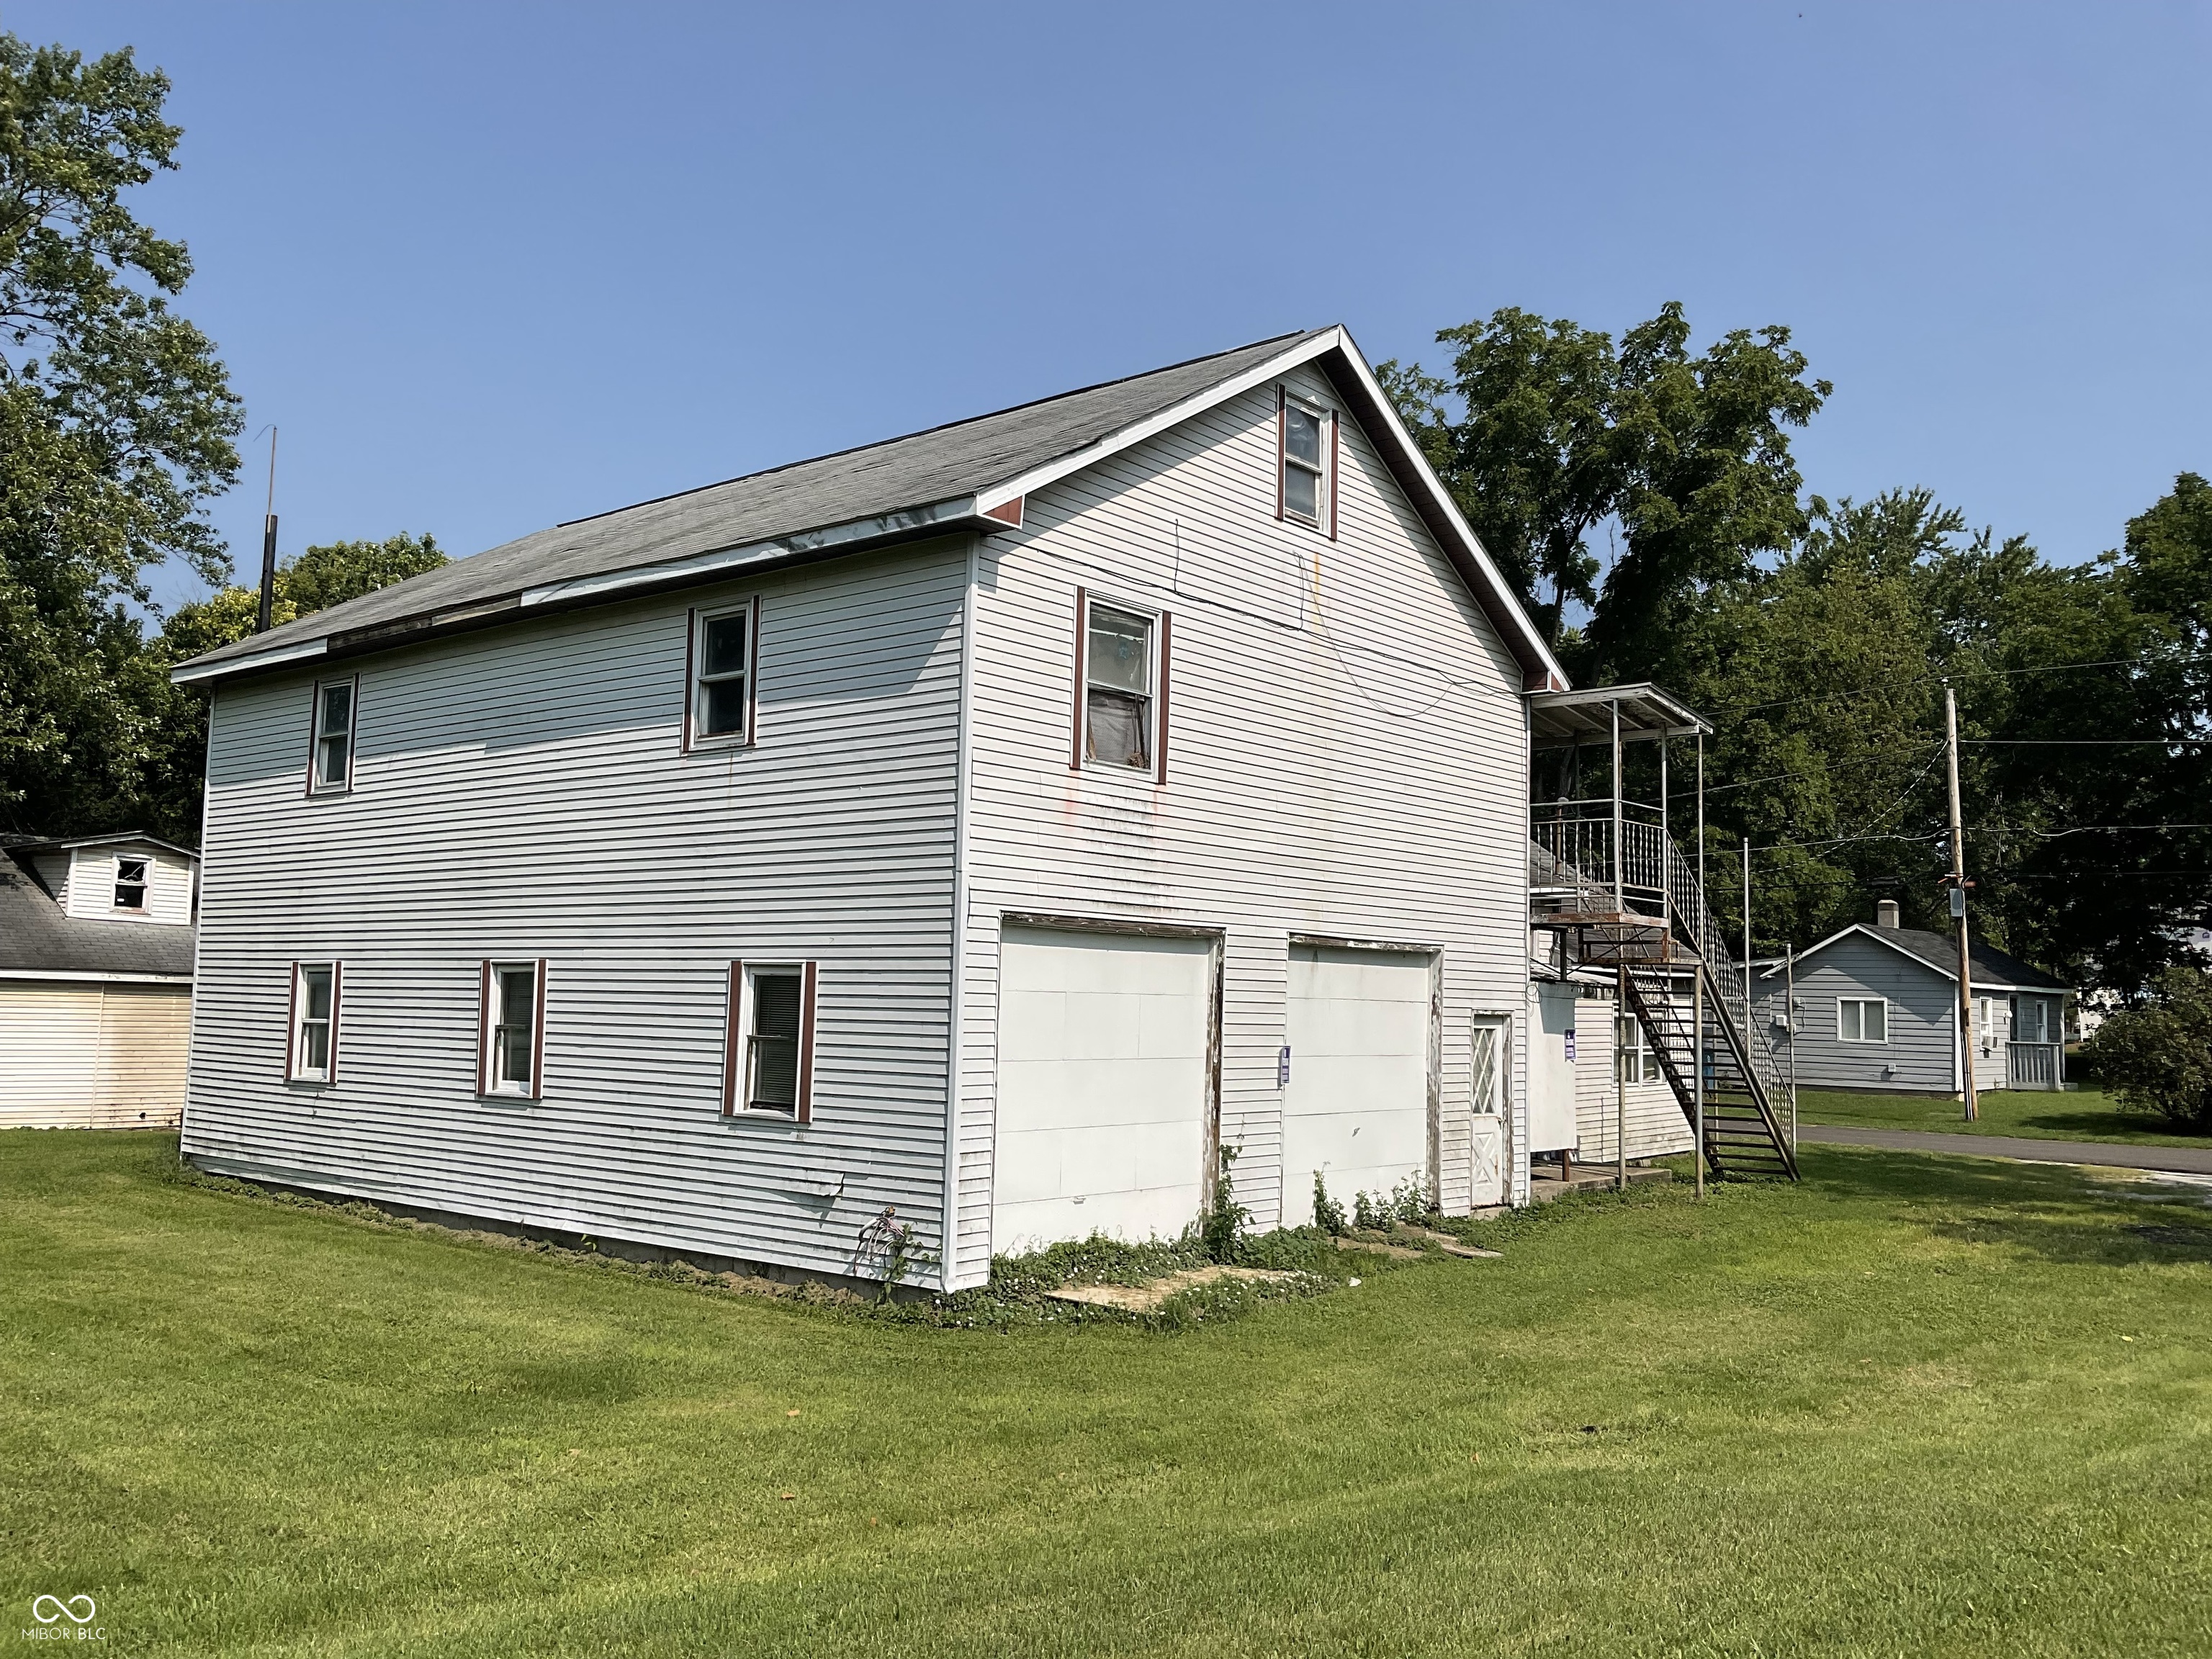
top-left (0, 35), bottom-right (242, 835)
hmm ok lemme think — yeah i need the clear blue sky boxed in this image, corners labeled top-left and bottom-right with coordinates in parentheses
top-left (14, 1), bottom-right (2210, 612)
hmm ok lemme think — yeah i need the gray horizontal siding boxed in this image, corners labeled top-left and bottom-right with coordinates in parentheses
top-left (951, 366), bottom-right (1532, 1283)
top-left (1757, 933), bottom-right (1959, 1094)
top-left (184, 540), bottom-right (968, 1278)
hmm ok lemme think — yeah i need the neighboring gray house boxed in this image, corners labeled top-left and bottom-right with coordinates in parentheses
top-left (168, 327), bottom-right (1570, 1291)
top-left (1754, 900), bottom-right (2071, 1095)
top-left (0, 833), bottom-right (199, 1128)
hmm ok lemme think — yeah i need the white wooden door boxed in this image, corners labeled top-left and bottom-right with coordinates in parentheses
top-left (993, 927), bottom-right (1214, 1254)
top-left (1282, 945), bottom-right (1431, 1226)
top-left (1529, 981), bottom-right (1579, 1152)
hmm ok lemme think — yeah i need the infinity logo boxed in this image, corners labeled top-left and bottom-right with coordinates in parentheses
top-left (31, 1594), bottom-right (96, 1624)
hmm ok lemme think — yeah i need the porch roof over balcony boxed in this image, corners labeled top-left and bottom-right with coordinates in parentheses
top-left (1527, 683), bottom-right (1712, 750)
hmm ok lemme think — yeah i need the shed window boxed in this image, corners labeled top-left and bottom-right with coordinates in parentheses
top-left (1615, 1015), bottom-right (1661, 1083)
top-left (1280, 393), bottom-right (1332, 527)
top-left (725, 961), bottom-right (817, 1120)
top-left (480, 960), bottom-right (544, 1097)
top-left (312, 680), bottom-right (356, 792)
top-left (113, 856), bottom-right (148, 911)
top-left (292, 962), bottom-right (338, 1082)
top-left (1838, 998), bottom-right (1888, 1043)
top-left (1084, 603), bottom-right (1155, 770)
top-left (690, 603), bottom-right (756, 745)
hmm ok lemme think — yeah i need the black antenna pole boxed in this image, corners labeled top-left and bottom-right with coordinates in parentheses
top-left (255, 426), bottom-right (279, 634)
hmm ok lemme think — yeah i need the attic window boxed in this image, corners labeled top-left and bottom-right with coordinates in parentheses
top-left (688, 602), bottom-right (757, 747)
top-left (113, 857), bottom-right (148, 911)
top-left (1278, 390), bottom-right (1334, 531)
top-left (1084, 603), bottom-right (1156, 770)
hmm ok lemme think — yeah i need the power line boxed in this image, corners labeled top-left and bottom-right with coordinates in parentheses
top-left (1709, 652), bottom-right (2212, 719)
top-left (1962, 737), bottom-right (2212, 746)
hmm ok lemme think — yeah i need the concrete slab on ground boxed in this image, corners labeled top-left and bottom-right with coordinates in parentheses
top-left (1043, 1265), bottom-right (1298, 1313)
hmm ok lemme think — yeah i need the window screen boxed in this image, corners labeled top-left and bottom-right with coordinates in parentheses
top-left (492, 964), bottom-right (538, 1091)
top-left (748, 969), bottom-right (802, 1112)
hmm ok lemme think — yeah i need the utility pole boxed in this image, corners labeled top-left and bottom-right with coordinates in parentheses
top-left (1946, 683), bottom-right (1979, 1122)
top-left (255, 427), bottom-right (280, 634)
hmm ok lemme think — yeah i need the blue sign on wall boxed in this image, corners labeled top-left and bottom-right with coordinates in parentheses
top-left (1277, 1046), bottom-right (1292, 1087)
top-left (1564, 1029), bottom-right (1577, 1062)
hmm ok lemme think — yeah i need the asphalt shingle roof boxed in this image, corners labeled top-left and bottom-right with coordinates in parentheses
top-left (0, 857), bottom-right (194, 978)
top-left (1869, 924), bottom-right (2068, 990)
top-left (179, 330), bottom-right (1326, 676)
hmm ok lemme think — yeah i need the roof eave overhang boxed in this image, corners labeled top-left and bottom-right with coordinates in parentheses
top-left (169, 496), bottom-right (1007, 687)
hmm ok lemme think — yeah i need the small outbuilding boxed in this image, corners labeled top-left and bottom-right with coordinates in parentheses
top-left (0, 833), bottom-right (199, 1128)
top-left (1754, 901), bottom-right (2069, 1096)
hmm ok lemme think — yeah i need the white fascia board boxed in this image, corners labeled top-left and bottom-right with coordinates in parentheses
top-left (168, 635), bottom-right (328, 686)
top-left (0, 968), bottom-right (193, 985)
top-left (1785, 922), bottom-right (2036, 992)
top-left (518, 498), bottom-right (982, 610)
top-left (971, 326), bottom-right (1568, 694)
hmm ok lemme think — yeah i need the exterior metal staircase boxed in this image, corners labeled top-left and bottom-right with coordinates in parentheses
top-left (1531, 820), bottom-right (1799, 1182)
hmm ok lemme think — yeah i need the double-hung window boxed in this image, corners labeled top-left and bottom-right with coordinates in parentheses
top-left (687, 602), bottom-right (757, 747)
top-left (1074, 592), bottom-right (1170, 778)
top-left (1615, 1014), bottom-right (1661, 1083)
top-left (1278, 389), bottom-right (1334, 531)
top-left (113, 857), bottom-right (148, 912)
top-left (1838, 997), bottom-right (1888, 1043)
top-left (310, 679), bottom-right (357, 793)
top-left (479, 960), bottom-right (545, 1097)
top-left (290, 962), bottom-right (339, 1082)
top-left (724, 961), bottom-right (817, 1120)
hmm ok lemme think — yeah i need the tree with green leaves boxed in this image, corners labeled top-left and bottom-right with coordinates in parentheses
top-left (0, 33), bottom-right (241, 835)
top-left (1380, 301), bottom-right (1827, 670)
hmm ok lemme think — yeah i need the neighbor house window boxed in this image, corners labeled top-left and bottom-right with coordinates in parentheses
top-left (724, 961), bottom-right (817, 1120)
top-left (1278, 389), bottom-right (1334, 531)
top-left (290, 962), bottom-right (339, 1082)
top-left (687, 602), bottom-right (757, 747)
top-left (1077, 595), bottom-right (1167, 774)
top-left (310, 679), bottom-right (357, 793)
top-left (113, 856), bottom-right (148, 911)
top-left (1838, 998), bottom-right (1888, 1043)
top-left (478, 960), bottom-right (545, 1097)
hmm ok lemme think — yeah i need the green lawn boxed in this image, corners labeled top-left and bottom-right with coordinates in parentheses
top-left (6, 1132), bottom-right (2211, 1657)
top-left (1797, 1083), bottom-right (2212, 1148)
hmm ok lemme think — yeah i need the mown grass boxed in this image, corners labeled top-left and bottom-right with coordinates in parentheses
top-left (1799, 1084), bottom-right (2211, 1148)
top-left (4, 1130), bottom-right (2210, 1656)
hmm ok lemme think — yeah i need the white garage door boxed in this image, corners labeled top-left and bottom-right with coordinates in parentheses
top-left (1283, 945), bottom-right (1431, 1227)
top-left (994, 927), bottom-right (1214, 1254)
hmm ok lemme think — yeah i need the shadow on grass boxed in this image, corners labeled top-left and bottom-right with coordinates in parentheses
top-left (1798, 1143), bottom-right (2212, 1269)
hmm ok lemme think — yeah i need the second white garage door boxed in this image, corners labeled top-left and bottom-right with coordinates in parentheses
top-left (1283, 945), bottom-right (1432, 1227)
top-left (993, 927), bottom-right (1215, 1254)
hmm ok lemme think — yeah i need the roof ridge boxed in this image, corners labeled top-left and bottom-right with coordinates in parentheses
top-left (555, 328), bottom-right (1319, 531)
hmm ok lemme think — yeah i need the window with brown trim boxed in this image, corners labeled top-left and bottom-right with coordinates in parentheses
top-left (724, 960), bottom-right (817, 1120)
top-left (1280, 392), bottom-right (1332, 529)
top-left (1080, 598), bottom-right (1160, 773)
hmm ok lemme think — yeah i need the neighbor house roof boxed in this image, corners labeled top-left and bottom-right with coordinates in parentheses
top-left (171, 326), bottom-right (1567, 693)
top-left (1760, 922), bottom-right (2067, 992)
top-left (1, 830), bottom-right (201, 862)
top-left (0, 855), bottom-right (194, 981)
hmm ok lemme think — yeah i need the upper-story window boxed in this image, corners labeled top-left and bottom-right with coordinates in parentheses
top-left (311, 679), bottom-right (356, 793)
top-left (1083, 600), bottom-right (1159, 772)
top-left (112, 857), bottom-right (148, 911)
top-left (1279, 389), bottom-right (1334, 531)
top-left (687, 602), bottom-right (758, 748)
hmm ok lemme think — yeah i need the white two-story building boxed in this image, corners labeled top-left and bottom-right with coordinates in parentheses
top-left (171, 328), bottom-right (1571, 1290)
